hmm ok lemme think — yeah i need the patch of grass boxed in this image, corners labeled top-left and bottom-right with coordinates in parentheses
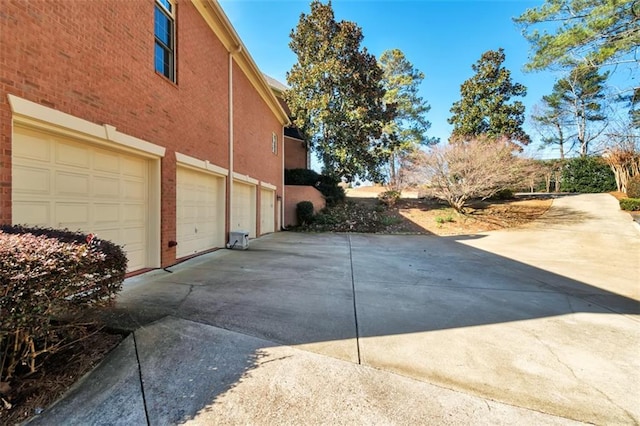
top-left (435, 213), bottom-right (455, 225)
top-left (380, 215), bottom-right (402, 226)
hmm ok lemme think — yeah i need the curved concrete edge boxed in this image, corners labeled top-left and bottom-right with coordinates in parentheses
top-left (27, 334), bottom-right (146, 426)
top-left (28, 316), bottom-right (587, 425)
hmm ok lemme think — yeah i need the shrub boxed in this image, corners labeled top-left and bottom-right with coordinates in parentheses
top-left (316, 174), bottom-right (345, 206)
top-left (627, 175), bottom-right (640, 198)
top-left (0, 226), bottom-right (127, 381)
top-left (285, 168), bottom-right (320, 186)
top-left (491, 188), bottom-right (514, 200)
top-left (285, 169), bottom-right (345, 206)
top-left (562, 156), bottom-right (616, 193)
top-left (620, 198), bottom-right (640, 211)
top-left (296, 201), bottom-right (315, 225)
top-left (378, 190), bottom-right (401, 207)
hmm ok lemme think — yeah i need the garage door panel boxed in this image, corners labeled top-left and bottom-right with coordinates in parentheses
top-left (56, 171), bottom-right (90, 197)
top-left (13, 166), bottom-right (50, 194)
top-left (12, 127), bottom-right (150, 272)
top-left (122, 157), bottom-right (146, 178)
top-left (94, 204), bottom-right (120, 223)
top-left (176, 167), bottom-right (225, 258)
top-left (56, 142), bottom-right (90, 168)
top-left (260, 188), bottom-right (275, 235)
top-left (13, 202), bottom-right (50, 226)
top-left (232, 182), bottom-right (256, 238)
top-left (93, 176), bottom-right (121, 198)
top-left (123, 204), bottom-right (145, 223)
top-left (121, 227), bottom-right (145, 246)
top-left (125, 250), bottom-right (145, 273)
top-left (14, 129), bottom-right (51, 161)
top-left (55, 203), bottom-right (89, 228)
top-left (123, 180), bottom-right (145, 201)
top-left (94, 150), bottom-right (120, 173)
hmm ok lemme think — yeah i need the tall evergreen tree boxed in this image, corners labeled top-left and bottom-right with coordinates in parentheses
top-left (448, 49), bottom-right (530, 148)
top-left (516, 0), bottom-right (638, 126)
top-left (515, 0), bottom-right (639, 71)
top-left (379, 49), bottom-right (435, 187)
top-left (557, 65), bottom-right (609, 156)
top-left (285, 0), bottom-right (391, 182)
top-left (532, 92), bottom-right (570, 159)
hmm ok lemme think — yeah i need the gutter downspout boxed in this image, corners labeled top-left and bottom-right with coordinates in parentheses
top-left (281, 126), bottom-right (286, 230)
top-left (227, 45), bottom-right (242, 247)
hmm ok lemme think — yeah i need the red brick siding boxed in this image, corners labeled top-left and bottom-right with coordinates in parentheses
top-left (0, 0), bottom-right (242, 266)
top-left (284, 135), bottom-right (307, 169)
top-left (284, 185), bottom-right (325, 227)
top-left (232, 61), bottom-right (283, 235)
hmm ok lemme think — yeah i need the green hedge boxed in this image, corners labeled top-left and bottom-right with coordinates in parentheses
top-left (627, 175), bottom-right (640, 198)
top-left (285, 169), bottom-right (346, 206)
top-left (296, 201), bottom-right (315, 225)
top-left (1, 226), bottom-right (127, 380)
top-left (562, 156), bottom-right (616, 193)
top-left (620, 198), bottom-right (640, 211)
top-left (285, 169), bottom-right (320, 186)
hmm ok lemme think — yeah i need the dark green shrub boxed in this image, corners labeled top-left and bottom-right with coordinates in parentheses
top-left (317, 174), bottom-right (345, 206)
top-left (491, 188), bottom-right (515, 200)
top-left (378, 190), bottom-right (401, 207)
top-left (285, 169), bottom-right (345, 206)
top-left (0, 226), bottom-right (127, 380)
top-left (626, 175), bottom-right (640, 198)
top-left (562, 156), bottom-right (616, 193)
top-left (620, 198), bottom-right (640, 211)
top-left (285, 169), bottom-right (320, 186)
top-left (296, 201), bottom-right (315, 225)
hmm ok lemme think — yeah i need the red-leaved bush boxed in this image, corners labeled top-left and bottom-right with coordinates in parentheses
top-left (0, 226), bottom-right (127, 381)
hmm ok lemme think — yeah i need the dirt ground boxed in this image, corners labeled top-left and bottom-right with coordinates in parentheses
top-left (389, 197), bottom-right (553, 236)
top-left (1, 327), bottom-right (123, 425)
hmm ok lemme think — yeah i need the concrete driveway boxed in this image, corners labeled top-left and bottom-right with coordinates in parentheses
top-left (31, 194), bottom-right (639, 425)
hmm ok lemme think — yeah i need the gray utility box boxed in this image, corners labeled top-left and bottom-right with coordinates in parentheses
top-left (227, 231), bottom-right (249, 250)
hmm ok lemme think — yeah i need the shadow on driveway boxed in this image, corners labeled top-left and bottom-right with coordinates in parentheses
top-left (69, 230), bottom-right (639, 425)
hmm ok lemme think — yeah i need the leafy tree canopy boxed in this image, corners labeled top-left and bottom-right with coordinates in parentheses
top-left (448, 48), bottom-right (530, 148)
top-left (285, 0), bottom-right (392, 182)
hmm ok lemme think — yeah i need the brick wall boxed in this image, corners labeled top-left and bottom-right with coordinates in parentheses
top-left (232, 61), bottom-right (283, 235)
top-left (0, 0), bottom-right (281, 266)
top-left (284, 136), bottom-right (307, 170)
top-left (284, 186), bottom-right (326, 227)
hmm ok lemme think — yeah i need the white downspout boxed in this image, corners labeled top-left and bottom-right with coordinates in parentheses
top-left (281, 126), bottom-right (286, 230)
top-left (227, 46), bottom-right (241, 247)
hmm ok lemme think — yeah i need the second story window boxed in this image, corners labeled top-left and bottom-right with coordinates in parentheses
top-left (154, 0), bottom-right (175, 81)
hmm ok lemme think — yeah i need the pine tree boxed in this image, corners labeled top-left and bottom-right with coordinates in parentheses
top-left (378, 49), bottom-right (435, 187)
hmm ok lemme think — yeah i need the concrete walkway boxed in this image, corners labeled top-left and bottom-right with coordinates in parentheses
top-left (29, 194), bottom-right (639, 425)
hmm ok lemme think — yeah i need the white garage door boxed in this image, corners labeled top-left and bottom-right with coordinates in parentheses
top-left (12, 126), bottom-right (149, 272)
top-left (176, 167), bottom-right (225, 258)
top-left (260, 188), bottom-right (275, 235)
top-left (232, 181), bottom-right (256, 238)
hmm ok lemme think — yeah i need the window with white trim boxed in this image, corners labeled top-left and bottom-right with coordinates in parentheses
top-left (154, 0), bottom-right (175, 81)
top-left (272, 132), bottom-right (278, 154)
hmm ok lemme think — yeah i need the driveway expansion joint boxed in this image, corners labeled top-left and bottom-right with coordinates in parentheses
top-left (347, 234), bottom-right (362, 365)
top-left (132, 331), bottom-right (151, 426)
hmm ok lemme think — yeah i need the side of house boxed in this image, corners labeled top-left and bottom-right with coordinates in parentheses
top-left (0, 0), bottom-right (288, 272)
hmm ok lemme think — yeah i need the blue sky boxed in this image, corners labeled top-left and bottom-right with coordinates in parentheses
top-left (218, 0), bottom-right (630, 160)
